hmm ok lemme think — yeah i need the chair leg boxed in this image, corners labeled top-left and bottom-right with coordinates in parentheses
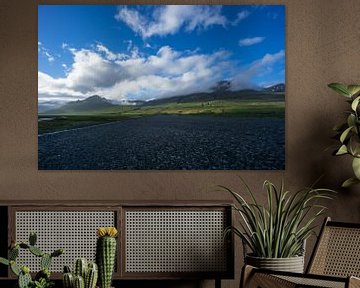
top-left (240, 265), bottom-right (255, 288)
top-left (349, 276), bottom-right (360, 288)
top-left (240, 265), bottom-right (296, 288)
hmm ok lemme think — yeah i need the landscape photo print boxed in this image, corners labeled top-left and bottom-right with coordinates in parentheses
top-left (38, 4), bottom-right (285, 170)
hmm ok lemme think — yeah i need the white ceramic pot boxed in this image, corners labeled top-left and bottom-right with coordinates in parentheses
top-left (245, 254), bottom-right (305, 273)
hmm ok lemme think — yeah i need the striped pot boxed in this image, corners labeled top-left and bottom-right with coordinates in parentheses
top-left (245, 254), bottom-right (305, 273)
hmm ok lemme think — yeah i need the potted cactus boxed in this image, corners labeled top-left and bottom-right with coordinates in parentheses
top-left (62, 258), bottom-right (98, 288)
top-left (96, 227), bottom-right (118, 288)
top-left (0, 232), bottom-right (64, 288)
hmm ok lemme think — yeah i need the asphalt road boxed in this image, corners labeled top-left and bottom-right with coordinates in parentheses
top-left (38, 115), bottom-right (285, 170)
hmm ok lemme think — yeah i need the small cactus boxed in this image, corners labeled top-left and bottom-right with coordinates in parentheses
top-left (29, 232), bottom-right (37, 246)
top-left (63, 272), bottom-right (74, 288)
top-left (18, 269), bottom-right (32, 288)
top-left (9, 246), bottom-right (19, 260)
top-left (96, 227), bottom-right (118, 288)
top-left (85, 263), bottom-right (98, 288)
top-left (0, 232), bottom-right (64, 288)
top-left (63, 259), bottom-right (98, 288)
top-left (74, 275), bottom-right (85, 288)
top-left (29, 245), bottom-right (44, 257)
top-left (41, 253), bottom-right (52, 270)
top-left (74, 258), bottom-right (88, 279)
top-left (35, 268), bottom-right (51, 281)
top-left (10, 260), bottom-right (20, 276)
top-left (19, 243), bottom-right (30, 249)
top-left (51, 248), bottom-right (64, 258)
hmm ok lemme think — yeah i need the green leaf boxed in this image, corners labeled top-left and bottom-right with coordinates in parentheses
top-left (350, 135), bottom-right (360, 156)
top-left (29, 246), bottom-right (44, 257)
top-left (8, 247), bottom-right (19, 261)
top-left (352, 157), bottom-right (360, 179)
top-left (342, 177), bottom-right (360, 188)
top-left (351, 96), bottom-right (360, 111)
top-left (340, 126), bottom-right (353, 143)
top-left (336, 145), bottom-right (348, 155)
top-left (328, 83), bottom-right (351, 97)
top-left (347, 85), bottom-right (360, 97)
top-left (347, 114), bottom-right (356, 129)
top-left (0, 257), bottom-right (9, 266)
top-left (10, 261), bottom-right (20, 276)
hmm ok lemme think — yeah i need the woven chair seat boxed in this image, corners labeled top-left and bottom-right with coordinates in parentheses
top-left (241, 218), bottom-right (360, 288)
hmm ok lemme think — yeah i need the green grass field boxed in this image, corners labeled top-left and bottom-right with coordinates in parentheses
top-left (38, 99), bottom-right (285, 134)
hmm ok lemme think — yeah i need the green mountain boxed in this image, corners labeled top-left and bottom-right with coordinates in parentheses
top-left (143, 85), bottom-right (285, 106)
top-left (40, 83), bottom-right (285, 115)
top-left (43, 95), bottom-right (115, 114)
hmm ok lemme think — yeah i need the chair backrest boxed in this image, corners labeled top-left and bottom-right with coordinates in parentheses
top-left (307, 217), bottom-right (360, 277)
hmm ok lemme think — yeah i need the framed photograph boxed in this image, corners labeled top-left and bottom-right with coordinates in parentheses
top-left (38, 4), bottom-right (285, 170)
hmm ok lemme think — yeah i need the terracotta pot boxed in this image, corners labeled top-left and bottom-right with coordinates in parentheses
top-left (245, 254), bottom-right (304, 273)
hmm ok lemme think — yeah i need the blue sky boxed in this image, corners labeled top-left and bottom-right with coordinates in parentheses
top-left (38, 5), bottom-right (285, 109)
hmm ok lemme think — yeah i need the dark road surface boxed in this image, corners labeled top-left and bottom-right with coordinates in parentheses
top-left (38, 115), bottom-right (285, 170)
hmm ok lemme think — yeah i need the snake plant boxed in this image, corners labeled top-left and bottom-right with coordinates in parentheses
top-left (222, 179), bottom-right (335, 258)
top-left (328, 83), bottom-right (360, 187)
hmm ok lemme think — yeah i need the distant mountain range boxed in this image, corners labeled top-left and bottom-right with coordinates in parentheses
top-left (264, 83), bottom-right (285, 92)
top-left (44, 95), bottom-right (115, 114)
top-left (143, 84), bottom-right (285, 106)
top-left (40, 84), bottom-right (285, 115)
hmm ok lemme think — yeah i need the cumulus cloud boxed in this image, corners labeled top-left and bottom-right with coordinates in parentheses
top-left (38, 44), bottom-right (231, 108)
top-left (239, 36), bottom-right (265, 47)
top-left (232, 10), bottom-right (251, 25)
top-left (115, 5), bottom-right (227, 38)
top-left (38, 42), bottom-right (55, 62)
top-left (232, 50), bottom-right (284, 89)
top-left (38, 43), bottom-right (284, 109)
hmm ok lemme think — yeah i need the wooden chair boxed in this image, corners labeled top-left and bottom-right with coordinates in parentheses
top-left (241, 217), bottom-right (360, 288)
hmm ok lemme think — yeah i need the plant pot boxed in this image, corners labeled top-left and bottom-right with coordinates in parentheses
top-left (245, 254), bottom-right (304, 273)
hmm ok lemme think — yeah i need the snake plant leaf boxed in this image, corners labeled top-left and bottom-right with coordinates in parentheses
top-left (352, 157), bottom-right (360, 179)
top-left (351, 96), bottom-right (360, 111)
top-left (336, 144), bottom-right (348, 155)
top-left (347, 85), bottom-right (360, 97)
top-left (328, 83), bottom-right (351, 97)
top-left (340, 127), bottom-right (353, 143)
top-left (222, 180), bottom-right (335, 258)
top-left (342, 177), bottom-right (360, 188)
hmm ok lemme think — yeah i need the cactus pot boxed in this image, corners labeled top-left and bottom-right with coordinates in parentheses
top-left (245, 254), bottom-right (304, 273)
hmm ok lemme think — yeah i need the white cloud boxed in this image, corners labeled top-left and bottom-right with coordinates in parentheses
top-left (232, 50), bottom-right (284, 89)
top-left (232, 10), bottom-right (250, 25)
top-left (95, 43), bottom-right (128, 61)
top-left (39, 43), bottom-right (284, 109)
top-left (115, 5), bottom-right (226, 38)
top-left (38, 42), bottom-right (55, 63)
top-left (38, 44), bottom-right (230, 107)
top-left (239, 36), bottom-right (265, 47)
